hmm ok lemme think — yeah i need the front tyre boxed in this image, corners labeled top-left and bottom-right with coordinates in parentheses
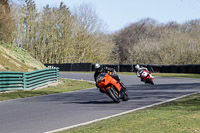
top-left (107, 87), bottom-right (120, 103)
top-left (147, 78), bottom-right (154, 85)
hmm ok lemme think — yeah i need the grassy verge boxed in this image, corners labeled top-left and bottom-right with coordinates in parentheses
top-left (152, 73), bottom-right (200, 79)
top-left (0, 79), bottom-right (95, 101)
top-left (120, 72), bottom-right (200, 78)
top-left (0, 43), bottom-right (45, 72)
top-left (58, 93), bottom-right (200, 133)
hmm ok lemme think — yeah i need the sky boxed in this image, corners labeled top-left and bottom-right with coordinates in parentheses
top-left (34, 0), bottom-right (200, 32)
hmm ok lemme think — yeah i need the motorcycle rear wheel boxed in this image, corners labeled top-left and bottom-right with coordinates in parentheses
top-left (107, 87), bottom-right (120, 103)
top-left (122, 91), bottom-right (129, 101)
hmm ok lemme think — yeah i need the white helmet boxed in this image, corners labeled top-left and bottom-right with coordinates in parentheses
top-left (135, 64), bottom-right (140, 70)
top-left (94, 63), bottom-right (103, 72)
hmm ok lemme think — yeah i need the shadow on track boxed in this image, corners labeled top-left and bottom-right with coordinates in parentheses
top-left (64, 100), bottom-right (115, 104)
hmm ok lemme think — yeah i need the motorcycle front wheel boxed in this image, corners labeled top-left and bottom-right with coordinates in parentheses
top-left (147, 78), bottom-right (154, 85)
top-left (107, 87), bottom-right (120, 103)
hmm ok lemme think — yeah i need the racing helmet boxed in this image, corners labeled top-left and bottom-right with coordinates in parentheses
top-left (94, 63), bottom-right (103, 72)
top-left (135, 64), bottom-right (140, 71)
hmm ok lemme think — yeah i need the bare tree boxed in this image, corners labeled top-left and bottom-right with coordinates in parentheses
top-left (69, 3), bottom-right (114, 63)
top-left (0, 0), bottom-right (15, 42)
top-left (114, 18), bottom-right (159, 63)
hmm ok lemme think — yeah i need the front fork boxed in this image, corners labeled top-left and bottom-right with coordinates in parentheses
top-left (106, 85), bottom-right (120, 97)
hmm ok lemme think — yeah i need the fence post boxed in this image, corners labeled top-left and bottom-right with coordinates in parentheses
top-left (23, 72), bottom-right (26, 90)
top-left (56, 67), bottom-right (59, 81)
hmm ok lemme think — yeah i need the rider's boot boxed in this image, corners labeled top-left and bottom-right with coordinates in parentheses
top-left (120, 82), bottom-right (126, 91)
top-left (119, 82), bottom-right (127, 98)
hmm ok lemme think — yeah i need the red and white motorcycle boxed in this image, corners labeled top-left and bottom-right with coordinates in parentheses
top-left (135, 65), bottom-right (154, 85)
top-left (138, 69), bottom-right (154, 85)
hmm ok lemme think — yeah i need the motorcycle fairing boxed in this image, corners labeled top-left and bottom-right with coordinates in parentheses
top-left (97, 73), bottom-right (121, 92)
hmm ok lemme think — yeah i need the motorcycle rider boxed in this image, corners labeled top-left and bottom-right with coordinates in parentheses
top-left (94, 63), bottom-right (126, 93)
top-left (135, 64), bottom-right (154, 81)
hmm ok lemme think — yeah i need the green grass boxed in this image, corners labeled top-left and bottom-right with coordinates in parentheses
top-left (119, 72), bottom-right (200, 78)
top-left (57, 93), bottom-right (200, 133)
top-left (0, 79), bottom-right (95, 101)
top-left (152, 73), bottom-right (200, 78)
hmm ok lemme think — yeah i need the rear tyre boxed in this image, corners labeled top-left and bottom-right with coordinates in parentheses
top-left (107, 87), bottom-right (120, 103)
top-left (122, 91), bottom-right (129, 101)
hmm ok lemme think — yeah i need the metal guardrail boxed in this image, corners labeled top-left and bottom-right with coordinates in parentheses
top-left (0, 68), bottom-right (59, 91)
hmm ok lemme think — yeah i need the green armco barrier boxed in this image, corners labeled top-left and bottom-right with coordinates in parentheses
top-left (0, 68), bottom-right (59, 91)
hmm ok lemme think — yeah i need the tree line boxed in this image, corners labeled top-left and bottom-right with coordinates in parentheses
top-left (0, 0), bottom-right (15, 42)
top-left (10, 0), bottom-right (114, 64)
top-left (113, 18), bottom-right (200, 64)
top-left (1, 0), bottom-right (200, 65)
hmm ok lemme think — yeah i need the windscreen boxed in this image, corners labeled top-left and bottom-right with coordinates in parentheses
top-left (97, 73), bottom-right (106, 82)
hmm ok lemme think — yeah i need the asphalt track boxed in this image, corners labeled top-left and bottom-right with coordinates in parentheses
top-left (0, 72), bottom-right (200, 133)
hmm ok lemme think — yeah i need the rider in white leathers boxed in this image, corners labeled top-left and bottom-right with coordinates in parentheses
top-left (135, 65), bottom-right (154, 81)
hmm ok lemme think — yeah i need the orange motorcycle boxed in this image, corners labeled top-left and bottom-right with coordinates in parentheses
top-left (97, 73), bottom-right (128, 103)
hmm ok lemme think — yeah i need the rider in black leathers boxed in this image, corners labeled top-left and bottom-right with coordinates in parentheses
top-left (94, 63), bottom-right (126, 93)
